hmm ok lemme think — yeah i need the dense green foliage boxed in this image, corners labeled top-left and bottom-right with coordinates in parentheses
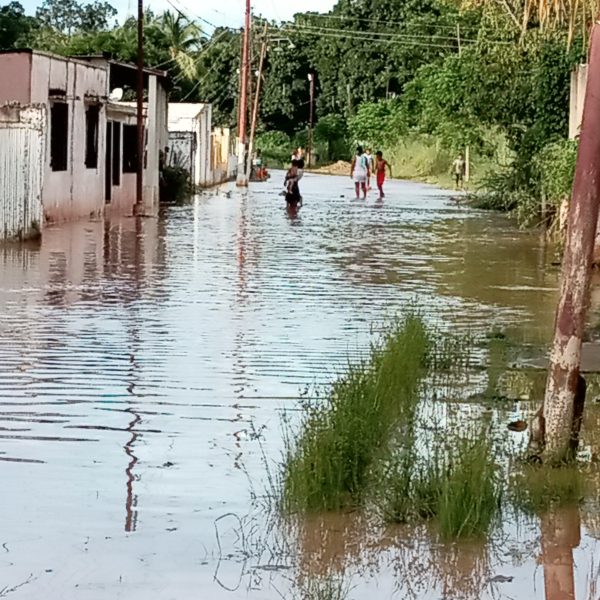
top-left (1, 0), bottom-right (584, 223)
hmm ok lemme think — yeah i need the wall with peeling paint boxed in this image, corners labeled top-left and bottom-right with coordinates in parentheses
top-left (0, 50), bottom-right (167, 230)
top-left (0, 105), bottom-right (44, 240)
top-left (29, 53), bottom-right (108, 223)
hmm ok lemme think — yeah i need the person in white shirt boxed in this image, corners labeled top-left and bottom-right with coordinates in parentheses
top-left (350, 145), bottom-right (370, 200)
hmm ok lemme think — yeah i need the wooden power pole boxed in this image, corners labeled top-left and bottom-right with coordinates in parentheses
top-left (538, 18), bottom-right (600, 462)
top-left (246, 23), bottom-right (268, 181)
top-left (307, 72), bottom-right (315, 167)
top-left (236, 0), bottom-right (251, 187)
top-left (135, 0), bottom-right (144, 213)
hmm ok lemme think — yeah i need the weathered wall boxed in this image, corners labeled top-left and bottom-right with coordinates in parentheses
top-left (106, 106), bottom-right (137, 216)
top-left (169, 131), bottom-right (195, 176)
top-left (0, 53), bottom-right (32, 105)
top-left (569, 64), bottom-right (587, 140)
top-left (0, 105), bottom-right (45, 240)
top-left (196, 105), bottom-right (212, 187)
top-left (31, 54), bottom-right (108, 223)
top-left (168, 103), bottom-right (218, 188)
top-left (212, 127), bottom-right (233, 184)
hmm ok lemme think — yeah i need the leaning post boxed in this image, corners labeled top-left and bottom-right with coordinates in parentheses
top-left (541, 19), bottom-right (600, 462)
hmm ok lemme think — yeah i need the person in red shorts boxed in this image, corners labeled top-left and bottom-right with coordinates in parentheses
top-left (374, 151), bottom-right (392, 199)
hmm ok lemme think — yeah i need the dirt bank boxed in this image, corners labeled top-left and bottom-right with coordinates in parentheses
top-left (308, 160), bottom-right (352, 176)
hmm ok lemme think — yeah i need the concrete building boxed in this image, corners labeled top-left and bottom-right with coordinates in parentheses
top-left (167, 102), bottom-right (233, 189)
top-left (0, 50), bottom-right (169, 240)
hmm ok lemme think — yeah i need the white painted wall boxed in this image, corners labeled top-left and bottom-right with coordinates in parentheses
top-left (168, 103), bottom-right (216, 188)
top-left (29, 53), bottom-right (107, 223)
top-left (0, 105), bottom-right (45, 240)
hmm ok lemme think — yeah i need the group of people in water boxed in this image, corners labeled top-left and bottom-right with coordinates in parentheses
top-left (282, 145), bottom-right (392, 205)
top-left (350, 146), bottom-right (392, 200)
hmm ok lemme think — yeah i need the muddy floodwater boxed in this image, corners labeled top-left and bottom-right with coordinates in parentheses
top-left (0, 173), bottom-right (599, 599)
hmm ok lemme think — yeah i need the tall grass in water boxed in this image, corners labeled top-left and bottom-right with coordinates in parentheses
top-left (283, 315), bottom-right (430, 513)
top-left (379, 427), bottom-right (502, 540)
top-left (437, 432), bottom-right (502, 539)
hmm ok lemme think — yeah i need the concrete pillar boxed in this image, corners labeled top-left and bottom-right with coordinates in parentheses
top-left (144, 75), bottom-right (159, 215)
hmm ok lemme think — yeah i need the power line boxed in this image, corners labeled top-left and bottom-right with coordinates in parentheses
top-left (296, 12), bottom-right (483, 32)
top-left (271, 29), bottom-right (460, 50)
top-left (281, 22), bottom-right (512, 45)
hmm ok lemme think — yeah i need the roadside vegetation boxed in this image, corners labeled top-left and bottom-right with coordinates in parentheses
top-left (1, 0), bottom-right (587, 227)
top-left (280, 317), bottom-right (599, 543)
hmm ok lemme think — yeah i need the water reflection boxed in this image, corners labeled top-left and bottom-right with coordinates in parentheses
top-left (541, 507), bottom-right (580, 600)
top-left (1, 175), bottom-right (600, 599)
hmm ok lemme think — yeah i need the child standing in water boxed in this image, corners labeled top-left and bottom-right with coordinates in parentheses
top-left (374, 151), bottom-right (392, 199)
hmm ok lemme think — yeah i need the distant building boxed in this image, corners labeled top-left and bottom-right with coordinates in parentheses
top-left (0, 49), bottom-right (169, 240)
top-left (167, 102), bottom-right (234, 189)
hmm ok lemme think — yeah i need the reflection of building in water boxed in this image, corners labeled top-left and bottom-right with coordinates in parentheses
top-left (0, 214), bottom-right (167, 531)
top-left (541, 507), bottom-right (580, 600)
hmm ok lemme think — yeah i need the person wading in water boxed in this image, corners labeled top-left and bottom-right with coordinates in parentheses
top-left (350, 146), bottom-right (370, 200)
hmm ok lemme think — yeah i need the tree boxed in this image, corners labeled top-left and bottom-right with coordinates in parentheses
top-left (0, 2), bottom-right (37, 49)
top-left (155, 11), bottom-right (203, 82)
top-left (35, 0), bottom-right (116, 37)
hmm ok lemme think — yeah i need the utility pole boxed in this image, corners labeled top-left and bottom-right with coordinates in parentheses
top-left (246, 23), bottom-right (268, 181)
top-left (307, 73), bottom-right (315, 167)
top-left (457, 23), bottom-right (469, 183)
top-left (236, 0), bottom-right (251, 187)
top-left (536, 18), bottom-right (600, 462)
top-left (134, 0), bottom-right (144, 213)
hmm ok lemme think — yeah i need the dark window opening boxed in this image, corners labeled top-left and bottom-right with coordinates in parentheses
top-left (112, 122), bottom-right (121, 186)
top-left (122, 124), bottom-right (139, 173)
top-left (85, 105), bottom-right (100, 169)
top-left (50, 102), bottom-right (68, 172)
top-left (105, 121), bottom-right (112, 203)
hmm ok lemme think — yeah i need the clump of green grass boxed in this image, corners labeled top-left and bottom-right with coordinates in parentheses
top-left (283, 315), bottom-right (430, 513)
top-left (511, 464), bottom-right (585, 515)
top-left (437, 432), bottom-right (502, 539)
top-left (296, 576), bottom-right (350, 600)
top-left (379, 428), bottom-right (502, 540)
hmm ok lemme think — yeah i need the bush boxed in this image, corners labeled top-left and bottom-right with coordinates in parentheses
top-left (534, 138), bottom-right (578, 209)
top-left (160, 165), bottom-right (191, 203)
top-left (348, 99), bottom-right (408, 148)
top-left (255, 130), bottom-right (292, 167)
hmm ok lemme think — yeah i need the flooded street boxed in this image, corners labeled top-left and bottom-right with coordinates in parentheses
top-left (0, 172), bottom-right (598, 599)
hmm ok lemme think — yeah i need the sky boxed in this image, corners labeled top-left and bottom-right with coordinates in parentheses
top-left (19, 0), bottom-right (339, 28)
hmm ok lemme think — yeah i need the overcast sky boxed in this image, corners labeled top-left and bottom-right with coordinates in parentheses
top-left (20, 0), bottom-right (339, 27)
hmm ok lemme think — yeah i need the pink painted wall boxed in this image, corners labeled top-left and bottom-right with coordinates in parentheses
top-left (30, 54), bottom-right (108, 224)
top-left (109, 174), bottom-right (137, 216)
top-left (0, 53), bottom-right (32, 104)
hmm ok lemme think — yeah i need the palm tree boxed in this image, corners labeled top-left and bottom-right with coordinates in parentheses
top-left (463, 0), bottom-right (598, 45)
top-left (158, 11), bottom-right (203, 83)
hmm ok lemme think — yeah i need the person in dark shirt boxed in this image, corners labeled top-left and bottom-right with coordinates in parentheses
top-left (284, 159), bottom-right (302, 204)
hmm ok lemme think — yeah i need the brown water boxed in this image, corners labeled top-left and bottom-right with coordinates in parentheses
top-left (0, 173), bottom-right (598, 599)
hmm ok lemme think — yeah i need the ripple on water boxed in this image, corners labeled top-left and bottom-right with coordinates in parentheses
top-left (0, 173), bottom-right (577, 599)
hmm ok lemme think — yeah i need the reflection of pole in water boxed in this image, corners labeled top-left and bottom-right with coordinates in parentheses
top-left (541, 506), bottom-right (580, 600)
top-left (124, 406), bottom-right (141, 533)
top-left (237, 195), bottom-right (248, 302)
